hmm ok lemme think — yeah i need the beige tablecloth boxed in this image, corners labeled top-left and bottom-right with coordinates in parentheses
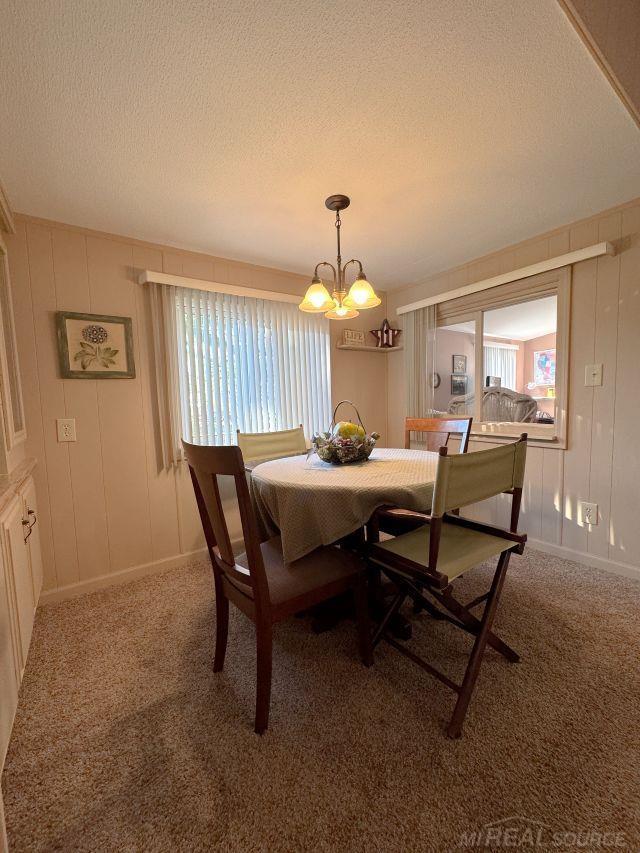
top-left (249, 448), bottom-right (439, 564)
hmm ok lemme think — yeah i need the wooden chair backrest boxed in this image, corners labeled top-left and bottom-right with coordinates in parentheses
top-left (182, 441), bottom-right (270, 607)
top-left (236, 425), bottom-right (306, 462)
top-left (404, 416), bottom-right (473, 453)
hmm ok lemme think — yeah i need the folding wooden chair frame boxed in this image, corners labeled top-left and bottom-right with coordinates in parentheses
top-left (368, 435), bottom-right (527, 738)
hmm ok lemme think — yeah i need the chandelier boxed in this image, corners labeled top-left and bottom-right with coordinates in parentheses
top-left (298, 195), bottom-right (381, 320)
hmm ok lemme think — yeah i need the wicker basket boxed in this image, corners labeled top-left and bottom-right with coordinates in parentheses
top-left (311, 400), bottom-right (379, 464)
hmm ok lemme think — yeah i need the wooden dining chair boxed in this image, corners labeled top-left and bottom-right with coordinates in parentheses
top-left (183, 440), bottom-right (372, 735)
top-left (375, 416), bottom-right (473, 537)
top-left (368, 435), bottom-right (528, 738)
top-left (404, 415), bottom-right (473, 452)
top-left (236, 425), bottom-right (307, 468)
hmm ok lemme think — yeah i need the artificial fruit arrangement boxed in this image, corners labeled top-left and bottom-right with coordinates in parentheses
top-left (312, 401), bottom-right (379, 464)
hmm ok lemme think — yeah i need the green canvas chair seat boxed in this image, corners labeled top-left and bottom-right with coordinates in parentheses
top-left (371, 522), bottom-right (512, 584)
top-left (368, 435), bottom-right (528, 739)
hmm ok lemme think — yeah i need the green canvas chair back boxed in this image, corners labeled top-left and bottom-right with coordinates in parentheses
top-left (236, 425), bottom-right (307, 463)
top-left (431, 436), bottom-right (527, 518)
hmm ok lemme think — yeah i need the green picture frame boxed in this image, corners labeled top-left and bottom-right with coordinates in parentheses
top-left (56, 311), bottom-right (135, 379)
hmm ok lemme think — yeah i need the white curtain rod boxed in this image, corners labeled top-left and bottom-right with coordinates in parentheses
top-left (138, 269), bottom-right (301, 305)
top-left (396, 241), bottom-right (615, 315)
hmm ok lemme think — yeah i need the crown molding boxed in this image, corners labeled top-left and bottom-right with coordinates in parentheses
top-left (0, 180), bottom-right (15, 234)
top-left (558, 0), bottom-right (640, 132)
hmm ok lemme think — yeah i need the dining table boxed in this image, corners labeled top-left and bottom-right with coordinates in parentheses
top-left (249, 447), bottom-right (439, 564)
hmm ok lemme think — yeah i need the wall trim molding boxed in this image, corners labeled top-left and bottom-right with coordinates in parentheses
top-left (396, 242), bottom-right (614, 314)
top-left (39, 547), bottom-right (210, 604)
top-left (527, 539), bottom-right (640, 583)
top-left (37, 535), bottom-right (639, 606)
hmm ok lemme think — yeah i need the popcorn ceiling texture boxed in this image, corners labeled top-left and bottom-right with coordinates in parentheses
top-left (1, 0), bottom-right (639, 287)
top-left (3, 550), bottom-right (639, 851)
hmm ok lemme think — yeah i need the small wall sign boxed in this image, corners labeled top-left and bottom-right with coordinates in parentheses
top-left (343, 328), bottom-right (366, 346)
top-left (56, 312), bottom-right (135, 379)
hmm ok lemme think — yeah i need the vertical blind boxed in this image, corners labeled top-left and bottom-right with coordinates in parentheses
top-left (404, 305), bottom-right (437, 417)
top-left (483, 344), bottom-right (517, 391)
top-left (174, 287), bottom-right (331, 446)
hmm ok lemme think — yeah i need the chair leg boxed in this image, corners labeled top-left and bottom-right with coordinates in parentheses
top-left (353, 575), bottom-right (373, 667)
top-left (446, 551), bottom-right (511, 739)
top-left (213, 580), bottom-right (229, 673)
top-left (255, 622), bottom-right (273, 735)
top-left (440, 588), bottom-right (519, 663)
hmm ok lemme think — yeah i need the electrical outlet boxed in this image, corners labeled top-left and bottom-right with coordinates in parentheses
top-left (584, 364), bottom-right (603, 386)
top-left (579, 501), bottom-right (598, 526)
top-left (56, 418), bottom-right (76, 442)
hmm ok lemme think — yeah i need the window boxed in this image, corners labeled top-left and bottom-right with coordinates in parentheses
top-left (434, 268), bottom-right (569, 444)
top-left (174, 287), bottom-right (331, 445)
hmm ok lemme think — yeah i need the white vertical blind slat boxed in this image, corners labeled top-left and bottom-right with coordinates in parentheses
top-left (171, 286), bottom-right (330, 447)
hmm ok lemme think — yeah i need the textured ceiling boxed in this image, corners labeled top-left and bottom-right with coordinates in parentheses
top-left (1, 0), bottom-right (639, 288)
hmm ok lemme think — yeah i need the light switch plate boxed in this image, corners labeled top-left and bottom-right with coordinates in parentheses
top-left (584, 364), bottom-right (603, 386)
top-left (56, 418), bottom-right (76, 442)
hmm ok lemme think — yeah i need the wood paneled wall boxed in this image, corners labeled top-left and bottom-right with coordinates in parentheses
top-left (386, 197), bottom-right (640, 577)
top-left (7, 216), bottom-right (388, 597)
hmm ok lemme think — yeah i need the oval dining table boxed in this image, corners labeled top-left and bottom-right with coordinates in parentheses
top-left (249, 447), bottom-right (439, 565)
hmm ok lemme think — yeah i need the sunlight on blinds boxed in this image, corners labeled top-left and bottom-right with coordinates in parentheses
top-left (483, 344), bottom-right (517, 391)
top-left (175, 288), bottom-right (331, 445)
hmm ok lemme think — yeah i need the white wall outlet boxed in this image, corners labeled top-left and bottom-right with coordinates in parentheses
top-left (579, 501), bottom-right (598, 526)
top-left (56, 418), bottom-right (77, 442)
top-left (584, 364), bottom-right (603, 386)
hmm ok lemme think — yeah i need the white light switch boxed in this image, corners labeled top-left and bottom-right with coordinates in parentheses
top-left (584, 364), bottom-right (603, 387)
top-left (56, 418), bottom-right (76, 442)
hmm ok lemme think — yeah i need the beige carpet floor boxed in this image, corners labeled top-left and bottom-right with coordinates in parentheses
top-left (3, 549), bottom-right (639, 852)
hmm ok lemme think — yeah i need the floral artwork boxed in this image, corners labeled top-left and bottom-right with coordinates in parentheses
top-left (533, 348), bottom-right (556, 386)
top-left (74, 325), bottom-right (119, 371)
top-left (56, 312), bottom-right (135, 379)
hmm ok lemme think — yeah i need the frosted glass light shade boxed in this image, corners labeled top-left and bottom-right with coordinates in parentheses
top-left (325, 302), bottom-right (359, 320)
top-left (343, 273), bottom-right (381, 309)
top-left (299, 279), bottom-right (334, 313)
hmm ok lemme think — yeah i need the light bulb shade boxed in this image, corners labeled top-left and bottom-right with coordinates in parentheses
top-left (343, 273), bottom-right (381, 309)
top-left (299, 278), bottom-right (334, 313)
top-left (324, 303), bottom-right (359, 320)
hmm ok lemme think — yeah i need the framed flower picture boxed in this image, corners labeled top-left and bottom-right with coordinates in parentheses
top-left (56, 312), bottom-right (135, 379)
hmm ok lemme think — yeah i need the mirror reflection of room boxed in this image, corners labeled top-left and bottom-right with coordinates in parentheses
top-left (435, 295), bottom-right (557, 425)
top-left (483, 295), bottom-right (557, 425)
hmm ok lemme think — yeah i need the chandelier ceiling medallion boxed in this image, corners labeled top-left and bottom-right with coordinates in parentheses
top-left (298, 195), bottom-right (381, 320)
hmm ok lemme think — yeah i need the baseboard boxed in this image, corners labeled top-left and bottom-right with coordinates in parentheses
top-left (527, 538), bottom-right (640, 582)
top-left (39, 548), bottom-right (210, 605)
top-left (39, 537), bottom-right (639, 606)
